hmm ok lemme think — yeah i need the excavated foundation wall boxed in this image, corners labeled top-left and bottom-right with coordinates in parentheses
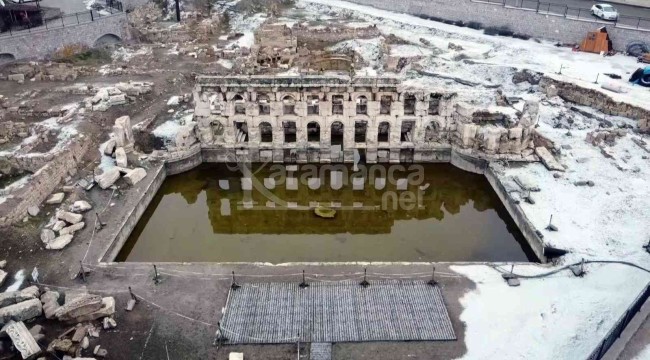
top-left (0, 136), bottom-right (91, 226)
top-left (540, 77), bottom-right (650, 132)
top-left (101, 163), bottom-right (166, 262)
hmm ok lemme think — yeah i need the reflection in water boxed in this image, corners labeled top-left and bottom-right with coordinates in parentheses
top-left (117, 164), bottom-right (537, 263)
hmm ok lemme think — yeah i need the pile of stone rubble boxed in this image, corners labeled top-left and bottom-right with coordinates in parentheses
top-left (95, 116), bottom-right (148, 189)
top-left (40, 196), bottom-right (92, 251)
top-left (0, 277), bottom-right (116, 359)
top-left (84, 82), bottom-right (153, 112)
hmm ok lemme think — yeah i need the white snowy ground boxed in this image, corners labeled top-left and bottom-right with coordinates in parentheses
top-left (296, 1), bottom-right (650, 359)
top-left (301, 0), bottom-right (650, 108)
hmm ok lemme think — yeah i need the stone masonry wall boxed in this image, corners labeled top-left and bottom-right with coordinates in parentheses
top-left (540, 77), bottom-right (650, 132)
top-left (0, 135), bottom-right (92, 226)
top-left (342, 0), bottom-right (648, 51)
top-left (190, 76), bottom-right (538, 164)
top-left (0, 13), bottom-right (128, 61)
top-left (122, 0), bottom-right (151, 11)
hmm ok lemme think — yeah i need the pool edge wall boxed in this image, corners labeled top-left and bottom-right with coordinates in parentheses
top-left (100, 147), bottom-right (547, 263)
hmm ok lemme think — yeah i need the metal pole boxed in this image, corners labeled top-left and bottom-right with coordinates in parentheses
top-left (128, 286), bottom-right (138, 302)
top-left (79, 261), bottom-right (86, 283)
top-left (231, 271), bottom-right (240, 290)
top-left (299, 270), bottom-right (309, 288)
top-left (360, 268), bottom-right (369, 287)
top-left (91, 10), bottom-right (94, 21)
top-left (296, 333), bottom-right (300, 360)
top-left (153, 264), bottom-right (160, 284)
top-left (428, 265), bottom-right (437, 286)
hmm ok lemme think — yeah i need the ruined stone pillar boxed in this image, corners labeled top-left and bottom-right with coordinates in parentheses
top-left (113, 116), bottom-right (134, 149)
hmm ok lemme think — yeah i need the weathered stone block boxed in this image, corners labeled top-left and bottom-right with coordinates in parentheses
top-left (70, 200), bottom-right (92, 213)
top-left (40, 229), bottom-right (55, 244)
top-left (0, 286), bottom-right (39, 308)
top-left (55, 294), bottom-right (103, 322)
top-left (113, 116), bottom-right (134, 148)
top-left (2, 321), bottom-right (40, 359)
top-left (124, 168), bottom-right (147, 186)
top-left (57, 210), bottom-right (83, 224)
top-left (46, 192), bottom-right (65, 204)
top-left (115, 147), bottom-right (128, 167)
top-left (70, 297), bottom-right (115, 323)
top-left (46, 234), bottom-right (73, 250)
top-left (59, 222), bottom-right (85, 235)
top-left (95, 168), bottom-right (120, 189)
top-left (0, 299), bottom-right (43, 324)
top-left (103, 138), bottom-right (116, 155)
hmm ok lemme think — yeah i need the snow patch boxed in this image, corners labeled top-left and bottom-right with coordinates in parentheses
top-left (453, 264), bottom-right (649, 360)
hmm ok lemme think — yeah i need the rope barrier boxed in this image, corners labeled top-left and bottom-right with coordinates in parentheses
top-left (133, 293), bottom-right (216, 328)
top-left (491, 259), bottom-right (650, 279)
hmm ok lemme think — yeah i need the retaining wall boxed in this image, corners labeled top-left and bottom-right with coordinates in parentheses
top-left (485, 164), bottom-right (546, 261)
top-left (342, 0), bottom-right (648, 51)
top-left (541, 77), bottom-right (650, 132)
top-left (100, 163), bottom-right (166, 262)
top-left (0, 13), bottom-right (128, 61)
top-left (0, 136), bottom-right (92, 226)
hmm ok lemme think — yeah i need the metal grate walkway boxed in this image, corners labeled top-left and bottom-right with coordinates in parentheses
top-left (310, 343), bottom-right (332, 360)
top-left (220, 281), bottom-right (456, 344)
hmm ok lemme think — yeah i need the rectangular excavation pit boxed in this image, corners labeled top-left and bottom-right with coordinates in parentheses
top-left (115, 163), bottom-right (538, 263)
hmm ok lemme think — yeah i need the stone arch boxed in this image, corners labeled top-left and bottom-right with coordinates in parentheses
top-left (282, 95), bottom-right (296, 115)
top-left (227, 92), bottom-right (247, 101)
top-left (424, 120), bottom-right (441, 142)
top-left (403, 93), bottom-right (416, 115)
top-left (378, 121), bottom-right (390, 142)
top-left (331, 121), bottom-right (344, 146)
top-left (232, 94), bottom-right (246, 115)
top-left (356, 95), bottom-right (368, 115)
top-left (94, 33), bottom-right (122, 47)
top-left (0, 53), bottom-right (16, 65)
top-left (428, 93), bottom-right (442, 115)
top-left (307, 121), bottom-right (320, 142)
top-left (211, 120), bottom-right (224, 141)
top-left (257, 93), bottom-right (270, 115)
top-left (259, 121), bottom-right (273, 142)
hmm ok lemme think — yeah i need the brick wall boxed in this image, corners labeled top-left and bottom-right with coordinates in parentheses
top-left (0, 13), bottom-right (129, 61)
top-left (0, 136), bottom-right (92, 226)
top-left (341, 0), bottom-right (648, 51)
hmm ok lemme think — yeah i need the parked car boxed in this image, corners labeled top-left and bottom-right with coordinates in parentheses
top-left (591, 4), bottom-right (619, 21)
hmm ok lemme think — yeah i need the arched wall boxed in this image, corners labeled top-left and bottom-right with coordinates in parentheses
top-left (0, 13), bottom-right (128, 61)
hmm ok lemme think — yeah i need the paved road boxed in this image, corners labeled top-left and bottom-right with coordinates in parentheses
top-left (553, 0), bottom-right (650, 17)
top-left (498, 0), bottom-right (650, 27)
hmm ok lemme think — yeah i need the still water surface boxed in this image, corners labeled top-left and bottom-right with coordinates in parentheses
top-left (117, 163), bottom-right (536, 263)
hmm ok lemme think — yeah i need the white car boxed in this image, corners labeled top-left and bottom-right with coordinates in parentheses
top-left (591, 4), bottom-right (619, 21)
